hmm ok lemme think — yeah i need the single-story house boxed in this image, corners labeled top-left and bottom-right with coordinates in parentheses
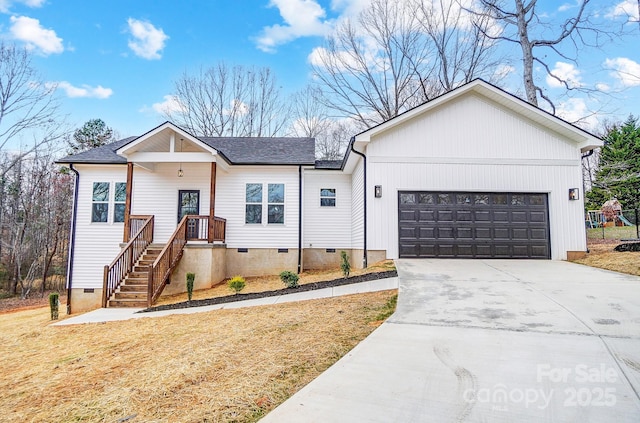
top-left (58, 79), bottom-right (602, 313)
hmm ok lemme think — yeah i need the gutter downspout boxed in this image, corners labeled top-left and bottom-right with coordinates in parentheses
top-left (66, 164), bottom-right (80, 315)
top-left (298, 165), bottom-right (302, 274)
top-left (350, 138), bottom-right (368, 268)
top-left (581, 149), bottom-right (594, 159)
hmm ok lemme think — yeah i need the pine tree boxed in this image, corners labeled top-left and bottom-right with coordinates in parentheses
top-left (587, 116), bottom-right (640, 209)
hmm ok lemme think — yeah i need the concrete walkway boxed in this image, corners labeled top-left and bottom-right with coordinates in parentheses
top-left (52, 277), bottom-right (399, 326)
top-left (261, 260), bottom-right (640, 422)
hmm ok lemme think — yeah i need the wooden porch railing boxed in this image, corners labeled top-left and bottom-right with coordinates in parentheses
top-left (102, 215), bottom-right (154, 307)
top-left (147, 215), bottom-right (227, 307)
top-left (148, 215), bottom-right (189, 307)
top-left (184, 215), bottom-right (227, 242)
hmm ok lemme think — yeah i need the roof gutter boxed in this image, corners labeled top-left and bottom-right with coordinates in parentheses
top-left (350, 137), bottom-right (368, 268)
top-left (66, 164), bottom-right (80, 315)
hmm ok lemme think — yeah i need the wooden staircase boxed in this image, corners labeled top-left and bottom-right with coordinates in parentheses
top-left (107, 245), bottom-right (163, 308)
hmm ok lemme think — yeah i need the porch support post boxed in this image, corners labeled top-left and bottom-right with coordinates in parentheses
top-left (208, 162), bottom-right (217, 243)
top-left (123, 162), bottom-right (134, 242)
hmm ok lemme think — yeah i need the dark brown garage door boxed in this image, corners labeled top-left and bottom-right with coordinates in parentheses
top-left (398, 192), bottom-right (550, 259)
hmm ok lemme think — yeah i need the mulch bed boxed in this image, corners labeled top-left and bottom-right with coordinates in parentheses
top-left (140, 270), bottom-right (398, 313)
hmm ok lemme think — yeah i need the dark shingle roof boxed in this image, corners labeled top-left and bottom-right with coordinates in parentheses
top-left (57, 136), bottom-right (317, 166)
top-left (200, 137), bottom-right (315, 165)
top-left (57, 137), bottom-right (135, 164)
top-left (314, 160), bottom-right (343, 170)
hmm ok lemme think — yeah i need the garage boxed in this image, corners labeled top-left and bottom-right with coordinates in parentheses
top-left (398, 191), bottom-right (550, 259)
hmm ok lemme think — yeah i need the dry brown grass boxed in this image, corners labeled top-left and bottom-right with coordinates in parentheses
top-left (0, 289), bottom-right (397, 423)
top-left (573, 240), bottom-right (640, 277)
top-left (156, 259), bottom-right (396, 306)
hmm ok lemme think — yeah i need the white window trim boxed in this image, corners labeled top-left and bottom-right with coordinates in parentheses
top-left (90, 181), bottom-right (126, 224)
top-left (320, 188), bottom-right (336, 207)
top-left (244, 182), bottom-right (286, 226)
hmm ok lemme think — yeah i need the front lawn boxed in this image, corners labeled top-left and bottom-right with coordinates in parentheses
top-left (0, 289), bottom-right (397, 422)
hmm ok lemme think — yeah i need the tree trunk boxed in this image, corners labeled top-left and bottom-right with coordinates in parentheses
top-left (515, 0), bottom-right (538, 106)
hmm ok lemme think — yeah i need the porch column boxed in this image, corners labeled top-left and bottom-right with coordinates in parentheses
top-left (208, 162), bottom-right (217, 243)
top-left (123, 162), bottom-right (133, 242)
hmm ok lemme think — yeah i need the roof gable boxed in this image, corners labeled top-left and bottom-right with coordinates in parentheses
top-left (354, 79), bottom-right (602, 153)
top-left (56, 122), bottom-right (316, 166)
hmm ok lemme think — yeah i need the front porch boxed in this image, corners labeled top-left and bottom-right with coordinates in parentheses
top-left (103, 214), bottom-right (227, 308)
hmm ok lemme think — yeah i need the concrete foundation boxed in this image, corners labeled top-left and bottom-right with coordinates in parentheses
top-left (226, 248), bottom-right (299, 277)
top-left (69, 288), bottom-right (102, 314)
top-left (161, 243), bottom-right (227, 297)
top-left (303, 249), bottom-right (388, 271)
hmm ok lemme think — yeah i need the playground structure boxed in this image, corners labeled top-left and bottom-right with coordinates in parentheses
top-left (585, 199), bottom-right (634, 229)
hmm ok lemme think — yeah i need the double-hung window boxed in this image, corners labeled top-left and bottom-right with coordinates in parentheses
top-left (91, 181), bottom-right (126, 223)
top-left (267, 183), bottom-right (284, 224)
top-left (320, 188), bottom-right (336, 207)
top-left (91, 182), bottom-right (110, 222)
top-left (245, 183), bottom-right (263, 224)
top-left (245, 183), bottom-right (285, 224)
top-left (114, 182), bottom-right (127, 223)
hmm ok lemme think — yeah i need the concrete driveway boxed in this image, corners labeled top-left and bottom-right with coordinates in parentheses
top-left (262, 260), bottom-right (640, 422)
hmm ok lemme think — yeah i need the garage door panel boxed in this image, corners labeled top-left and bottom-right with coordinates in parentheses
top-left (438, 227), bottom-right (455, 239)
top-left (398, 191), bottom-right (550, 259)
top-left (419, 210), bottom-right (436, 222)
top-left (474, 211), bottom-right (491, 221)
top-left (475, 227), bottom-right (492, 239)
top-left (530, 228), bottom-right (548, 240)
top-left (529, 211), bottom-right (547, 223)
top-left (456, 210), bottom-right (473, 221)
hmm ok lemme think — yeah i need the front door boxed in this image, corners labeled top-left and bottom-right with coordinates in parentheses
top-left (178, 190), bottom-right (200, 239)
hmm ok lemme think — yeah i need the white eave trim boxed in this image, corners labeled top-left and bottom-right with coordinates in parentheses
top-left (116, 121), bottom-right (219, 156)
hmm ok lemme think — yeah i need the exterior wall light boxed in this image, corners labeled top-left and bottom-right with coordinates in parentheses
top-left (569, 188), bottom-right (579, 200)
top-left (374, 185), bottom-right (382, 198)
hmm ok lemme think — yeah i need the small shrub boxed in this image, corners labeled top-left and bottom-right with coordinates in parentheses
top-left (280, 270), bottom-right (299, 288)
top-left (340, 251), bottom-right (351, 278)
top-left (186, 273), bottom-right (195, 302)
top-left (228, 275), bottom-right (246, 294)
top-left (49, 292), bottom-right (59, 320)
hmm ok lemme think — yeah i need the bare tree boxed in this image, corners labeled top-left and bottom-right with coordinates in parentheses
top-left (311, 0), bottom-right (434, 129)
top-left (164, 63), bottom-right (290, 137)
top-left (471, 0), bottom-right (609, 112)
top-left (0, 148), bottom-right (71, 297)
top-left (0, 42), bottom-right (63, 178)
top-left (413, 0), bottom-right (503, 92)
top-left (289, 85), bottom-right (354, 160)
top-left (310, 0), bottom-right (501, 129)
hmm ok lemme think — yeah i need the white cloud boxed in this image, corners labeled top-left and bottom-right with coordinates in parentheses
top-left (9, 15), bottom-right (63, 55)
top-left (595, 82), bottom-right (611, 92)
top-left (50, 81), bottom-right (113, 99)
top-left (546, 62), bottom-right (582, 88)
top-left (150, 95), bottom-right (184, 115)
top-left (256, 0), bottom-right (334, 52)
top-left (0, 0), bottom-right (45, 13)
top-left (604, 57), bottom-right (640, 87)
top-left (493, 64), bottom-right (515, 80)
top-left (127, 18), bottom-right (168, 60)
top-left (555, 98), bottom-right (599, 129)
top-left (605, 0), bottom-right (639, 22)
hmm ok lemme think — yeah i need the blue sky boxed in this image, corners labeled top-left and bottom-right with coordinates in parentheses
top-left (1, 0), bottom-right (639, 140)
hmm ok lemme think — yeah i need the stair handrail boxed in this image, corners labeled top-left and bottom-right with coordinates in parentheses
top-left (147, 214), bottom-right (188, 306)
top-left (102, 215), bottom-right (154, 307)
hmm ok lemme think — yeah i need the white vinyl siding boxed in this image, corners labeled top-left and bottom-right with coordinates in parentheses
top-left (303, 171), bottom-right (352, 249)
top-left (363, 93), bottom-right (585, 260)
top-left (351, 159), bottom-right (365, 251)
top-left (131, 162), bottom-right (211, 243)
top-left (72, 165), bottom-right (128, 289)
top-left (217, 166), bottom-right (299, 248)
